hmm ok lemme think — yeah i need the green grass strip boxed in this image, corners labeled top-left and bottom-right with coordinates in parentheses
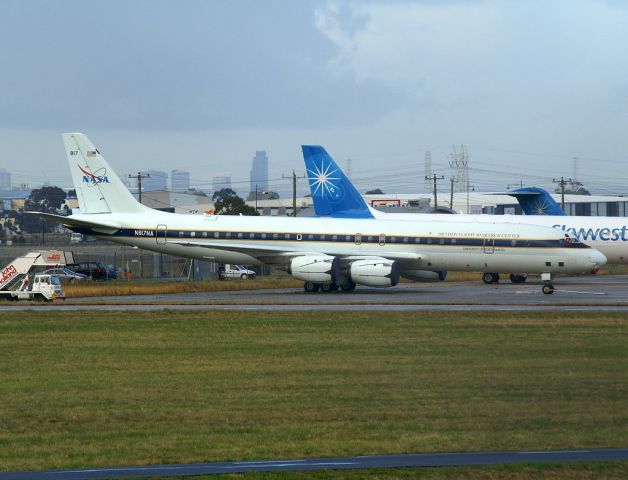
top-left (1, 310), bottom-right (627, 471)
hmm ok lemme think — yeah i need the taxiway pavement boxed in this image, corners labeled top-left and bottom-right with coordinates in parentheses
top-left (2, 448), bottom-right (627, 480)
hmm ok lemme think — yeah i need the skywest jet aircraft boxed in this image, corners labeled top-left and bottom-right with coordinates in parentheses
top-left (32, 133), bottom-right (606, 295)
top-left (303, 145), bottom-right (624, 284)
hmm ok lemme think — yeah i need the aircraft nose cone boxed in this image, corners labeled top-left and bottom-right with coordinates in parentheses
top-left (590, 250), bottom-right (607, 270)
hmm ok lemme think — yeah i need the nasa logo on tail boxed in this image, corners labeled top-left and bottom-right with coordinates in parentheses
top-left (78, 164), bottom-right (110, 186)
top-left (307, 159), bottom-right (345, 203)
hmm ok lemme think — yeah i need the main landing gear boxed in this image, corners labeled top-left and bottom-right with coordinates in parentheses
top-left (304, 280), bottom-right (356, 293)
top-left (483, 272), bottom-right (528, 284)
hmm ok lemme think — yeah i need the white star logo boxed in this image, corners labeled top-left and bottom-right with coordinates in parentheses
top-left (307, 160), bottom-right (341, 198)
top-left (532, 197), bottom-right (552, 214)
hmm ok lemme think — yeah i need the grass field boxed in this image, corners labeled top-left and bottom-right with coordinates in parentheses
top-left (63, 277), bottom-right (303, 297)
top-left (1, 310), bottom-right (627, 475)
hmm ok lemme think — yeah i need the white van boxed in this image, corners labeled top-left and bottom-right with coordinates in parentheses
top-left (70, 233), bottom-right (83, 243)
top-left (219, 264), bottom-right (256, 280)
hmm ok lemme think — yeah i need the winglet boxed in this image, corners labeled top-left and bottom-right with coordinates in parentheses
top-left (508, 187), bottom-right (566, 216)
top-left (301, 146), bottom-right (373, 218)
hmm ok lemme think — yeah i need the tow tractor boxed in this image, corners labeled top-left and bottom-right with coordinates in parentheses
top-left (0, 250), bottom-right (74, 302)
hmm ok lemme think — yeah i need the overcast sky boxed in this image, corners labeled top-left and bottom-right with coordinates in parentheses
top-left (1, 0), bottom-right (628, 196)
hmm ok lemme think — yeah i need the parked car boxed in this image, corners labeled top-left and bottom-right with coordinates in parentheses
top-left (42, 267), bottom-right (88, 283)
top-left (69, 262), bottom-right (117, 280)
top-left (219, 264), bottom-right (256, 280)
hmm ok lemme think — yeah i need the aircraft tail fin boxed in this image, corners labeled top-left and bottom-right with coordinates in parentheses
top-left (509, 187), bottom-right (566, 216)
top-left (63, 133), bottom-right (150, 214)
top-left (301, 145), bottom-right (373, 218)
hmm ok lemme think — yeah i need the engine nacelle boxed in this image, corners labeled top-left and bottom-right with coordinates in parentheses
top-left (290, 255), bottom-right (341, 283)
top-left (350, 257), bottom-right (400, 287)
top-left (401, 270), bottom-right (447, 283)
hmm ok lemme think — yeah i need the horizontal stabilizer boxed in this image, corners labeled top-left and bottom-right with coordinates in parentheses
top-left (26, 211), bottom-right (121, 234)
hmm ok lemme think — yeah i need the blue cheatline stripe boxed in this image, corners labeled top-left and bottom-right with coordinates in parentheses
top-left (69, 226), bottom-right (584, 249)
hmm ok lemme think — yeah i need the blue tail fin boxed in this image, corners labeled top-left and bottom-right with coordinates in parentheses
top-left (301, 146), bottom-right (373, 218)
top-left (509, 187), bottom-right (566, 215)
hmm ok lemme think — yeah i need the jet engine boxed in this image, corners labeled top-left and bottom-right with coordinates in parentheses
top-left (401, 270), bottom-right (447, 282)
top-left (349, 257), bottom-right (400, 287)
top-left (290, 255), bottom-right (341, 283)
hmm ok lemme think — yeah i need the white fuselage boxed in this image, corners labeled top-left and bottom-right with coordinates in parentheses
top-left (370, 209), bottom-right (628, 264)
top-left (69, 210), bottom-right (605, 275)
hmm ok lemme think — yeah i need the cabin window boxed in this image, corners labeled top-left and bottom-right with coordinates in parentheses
top-left (451, 238), bottom-right (456, 245)
top-left (273, 233), bottom-right (279, 240)
top-left (320, 234), bottom-right (326, 241)
top-left (297, 233), bottom-right (302, 241)
top-left (226, 232), bottom-right (231, 238)
top-left (355, 234), bottom-right (362, 245)
top-left (403, 237), bottom-right (409, 243)
top-left (284, 233), bottom-right (290, 240)
top-left (559, 262), bottom-right (565, 267)
top-left (546, 261), bottom-right (551, 267)
top-left (214, 232), bottom-right (219, 238)
top-left (261, 233), bottom-right (267, 239)
top-left (238, 233), bottom-right (243, 239)
top-left (179, 231), bottom-right (184, 238)
top-left (202, 232), bottom-right (207, 238)
top-left (332, 235), bottom-right (338, 241)
top-left (191, 232), bottom-right (196, 238)
top-left (345, 235), bottom-right (351, 242)
top-left (250, 233), bottom-right (255, 239)
top-left (414, 237), bottom-right (421, 244)
top-left (427, 238), bottom-right (433, 244)
top-left (439, 238), bottom-right (445, 245)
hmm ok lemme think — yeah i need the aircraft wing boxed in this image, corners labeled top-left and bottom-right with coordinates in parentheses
top-left (168, 240), bottom-right (425, 263)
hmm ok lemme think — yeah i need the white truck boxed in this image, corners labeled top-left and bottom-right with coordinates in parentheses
top-left (0, 250), bottom-right (74, 302)
top-left (4, 273), bottom-right (65, 302)
top-left (218, 264), bottom-right (257, 280)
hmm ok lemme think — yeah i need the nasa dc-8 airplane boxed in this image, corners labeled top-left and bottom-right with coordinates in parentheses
top-left (303, 145), bottom-right (628, 278)
top-left (33, 133), bottom-right (605, 294)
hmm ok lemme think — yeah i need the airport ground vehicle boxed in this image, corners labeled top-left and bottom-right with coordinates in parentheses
top-left (0, 250), bottom-right (73, 302)
top-left (219, 264), bottom-right (256, 280)
top-left (0, 273), bottom-right (65, 301)
top-left (69, 261), bottom-right (117, 280)
top-left (42, 267), bottom-right (88, 283)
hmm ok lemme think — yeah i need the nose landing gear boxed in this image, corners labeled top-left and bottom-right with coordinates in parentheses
top-left (541, 272), bottom-right (554, 294)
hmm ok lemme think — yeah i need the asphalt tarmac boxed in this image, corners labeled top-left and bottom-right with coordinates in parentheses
top-left (2, 448), bottom-right (627, 480)
top-left (2, 274), bottom-right (628, 312)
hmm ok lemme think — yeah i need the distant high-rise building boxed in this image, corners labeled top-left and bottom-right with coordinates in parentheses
top-left (212, 175), bottom-right (232, 193)
top-left (0, 168), bottom-right (11, 192)
top-left (138, 170), bottom-right (168, 192)
top-left (249, 150), bottom-right (268, 197)
top-left (171, 169), bottom-right (190, 193)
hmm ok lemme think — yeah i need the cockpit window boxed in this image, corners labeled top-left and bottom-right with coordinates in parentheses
top-left (564, 234), bottom-right (589, 248)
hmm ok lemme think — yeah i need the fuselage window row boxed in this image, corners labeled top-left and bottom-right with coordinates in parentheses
top-left (116, 229), bottom-right (586, 250)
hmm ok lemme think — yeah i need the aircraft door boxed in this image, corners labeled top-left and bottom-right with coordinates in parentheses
top-left (483, 237), bottom-right (495, 254)
top-left (156, 224), bottom-right (167, 244)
